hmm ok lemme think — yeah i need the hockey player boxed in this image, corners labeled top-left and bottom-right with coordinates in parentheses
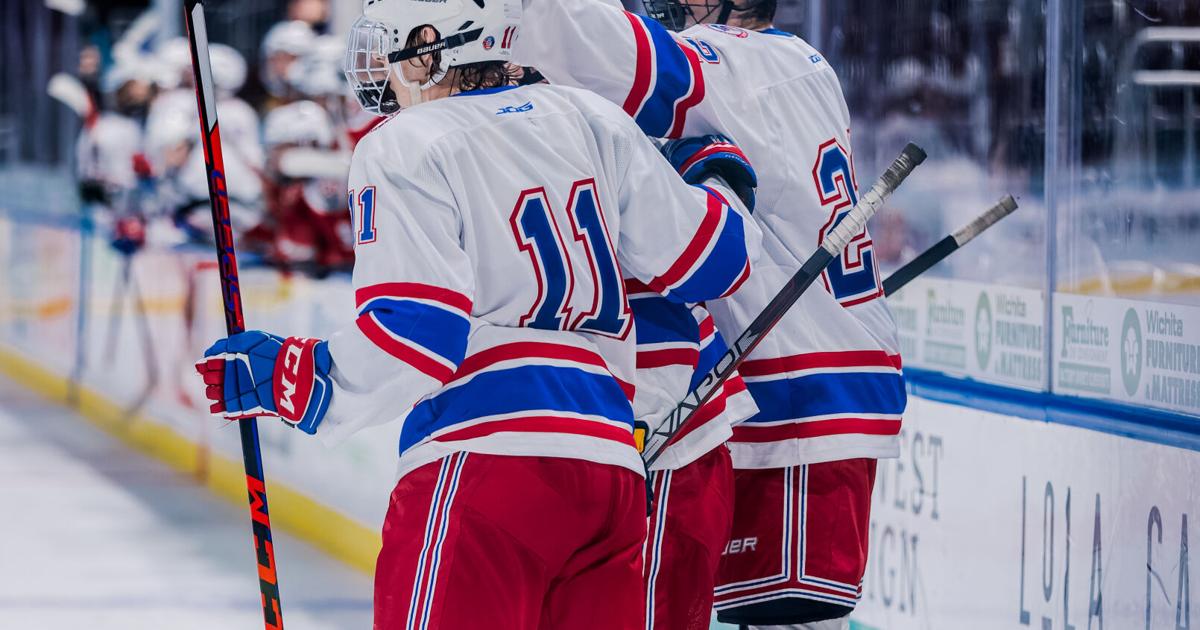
top-left (283, 35), bottom-right (382, 152)
top-left (207, 43), bottom-right (264, 168)
top-left (514, 1), bottom-right (907, 628)
top-left (286, 36), bottom-right (355, 140)
top-left (194, 0), bottom-right (761, 627)
top-left (260, 20), bottom-right (316, 105)
top-left (139, 37), bottom-right (256, 168)
top-left (255, 100), bottom-right (354, 274)
top-left (76, 56), bottom-right (159, 277)
top-left (146, 102), bottom-right (262, 242)
top-left (76, 57), bottom-right (154, 206)
top-left (626, 138), bottom-right (760, 630)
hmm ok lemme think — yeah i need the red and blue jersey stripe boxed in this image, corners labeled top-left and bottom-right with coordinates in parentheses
top-left (355, 282), bottom-right (473, 385)
top-left (621, 12), bottom-right (706, 139)
top-left (400, 341), bottom-right (638, 454)
top-left (648, 187), bottom-right (751, 304)
top-left (626, 279), bottom-right (700, 370)
top-left (733, 351), bottom-right (906, 443)
top-left (625, 283), bottom-right (751, 455)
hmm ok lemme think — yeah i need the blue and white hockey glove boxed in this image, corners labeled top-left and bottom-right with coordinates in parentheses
top-left (195, 331), bottom-right (333, 435)
top-left (662, 134), bottom-right (758, 213)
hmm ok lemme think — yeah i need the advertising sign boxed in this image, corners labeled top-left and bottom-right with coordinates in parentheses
top-left (890, 278), bottom-right (1046, 390)
top-left (1053, 294), bottom-right (1200, 417)
top-left (854, 397), bottom-right (1199, 629)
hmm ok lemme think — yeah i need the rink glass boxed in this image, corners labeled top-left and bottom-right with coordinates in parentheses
top-left (767, 0), bottom-right (1199, 415)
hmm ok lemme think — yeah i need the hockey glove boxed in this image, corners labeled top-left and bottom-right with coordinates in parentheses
top-left (195, 331), bottom-right (333, 435)
top-left (661, 134), bottom-right (758, 213)
top-left (111, 215), bottom-right (147, 256)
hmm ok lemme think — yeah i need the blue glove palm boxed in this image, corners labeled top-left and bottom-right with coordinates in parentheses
top-left (196, 331), bottom-right (333, 435)
top-left (662, 134), bottom-right (758, 212)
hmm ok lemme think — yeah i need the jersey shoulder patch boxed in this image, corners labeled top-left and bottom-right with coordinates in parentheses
top-left (703, 24), bottom-right (750, 38)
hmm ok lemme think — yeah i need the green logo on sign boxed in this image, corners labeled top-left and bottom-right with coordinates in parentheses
top-left (975, 291), bottom-right (993, 370)
top-left (1120, 308), bottom-right (1142, 396)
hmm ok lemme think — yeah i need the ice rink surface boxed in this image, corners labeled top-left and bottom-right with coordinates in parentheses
top-left (0, 375), bottom-right (374, 630)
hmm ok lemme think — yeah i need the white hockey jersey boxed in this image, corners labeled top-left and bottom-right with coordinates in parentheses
top-left (515, 3), bottom-right (908, 468)
top-left (76, 113), bottom-right (143, 193)
top-left (318, 84), bottom-right (759, 479)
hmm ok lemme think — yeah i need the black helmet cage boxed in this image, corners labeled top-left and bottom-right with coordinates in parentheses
top-left (642, 0), bottom-right (778, 32)
top-left (641, 0), bottom-right (732, 31)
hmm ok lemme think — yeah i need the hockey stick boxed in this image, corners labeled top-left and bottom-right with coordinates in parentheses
top-left (68, 205), bottom-right (95, 406)
top-left (100, 254), bottom-right (160, 418)
top-left (123, 267), bottom-right (160, 420)
top-left (642, 143), bottom-right (927, 469)
top-left (56, 70), bottom-right (100, 404)
top-left (183, 2), bottom-right (284, 628)
top-left (882, 195), bottom-right (1019, 296)
top-left (102, 255), bottom-right (131, 364)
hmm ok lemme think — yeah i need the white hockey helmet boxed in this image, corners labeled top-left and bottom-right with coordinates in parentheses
top-left (101, 55), bottom-right (157, 94)
top-left (344, 0), bottom-right (522, 115)
top-left (262, 20), bottom-right (316, 58)
top-left (261, 21), bottom-right (317, 97)
top-left (288, 35), bottom-right (346, 98)
top-left (209, 43), bottom-right (248, 95)
top-left (145, 100), bottom-right (196, 168)
top-left (155, 37), bottom-right (193, 90)
top-left (263, 101), bottom-right (335, 149)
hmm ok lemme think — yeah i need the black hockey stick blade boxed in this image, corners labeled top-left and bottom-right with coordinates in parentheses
top-left (882, 195), bottom-right (1018, 296)
top-left (642, 143), bottom-right (927, 468)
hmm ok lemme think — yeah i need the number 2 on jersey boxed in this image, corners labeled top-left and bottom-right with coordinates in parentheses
top-left (510, 179), bottom-right (631, 338)
top-left (813, 139), bottom-right (882, 307)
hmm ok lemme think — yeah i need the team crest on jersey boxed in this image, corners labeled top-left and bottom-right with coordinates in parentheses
top-left (810, 53), bottom-right (824, 64)
top-left (706, 24), bottom-right (749, 38)
top-left (483, 36), bottom-right (495, 50)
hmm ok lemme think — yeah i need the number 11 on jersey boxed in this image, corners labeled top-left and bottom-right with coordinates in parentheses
top-left (510, 179), bottom-right (631, 339)
top-left (350, 186), bottom-right (377, 245)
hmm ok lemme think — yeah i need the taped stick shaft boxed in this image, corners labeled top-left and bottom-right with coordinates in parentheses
top-left (183, 2), bottom-right (284, 628)
top-left (642, 143), bottom-right (927, 468)
top-left (953, 195), bottom-right (1019, 246)
top-left (882, 195), bottom-right (1018, 296)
